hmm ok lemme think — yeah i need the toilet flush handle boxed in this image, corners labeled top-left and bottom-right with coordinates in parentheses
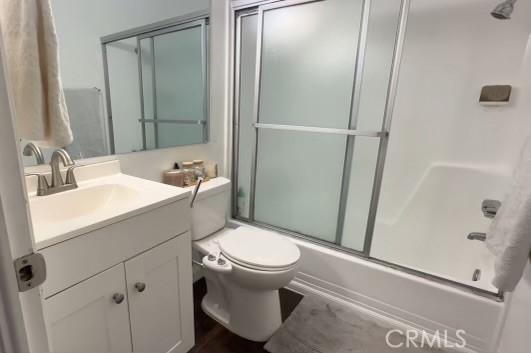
top-left (190, 177), bottom-right (204, 208)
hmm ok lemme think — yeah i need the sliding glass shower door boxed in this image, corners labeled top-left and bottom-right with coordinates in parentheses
top-left (233, 0), bottom-right (400, 252)
top-left (255, 0), bottom-right (361, 245)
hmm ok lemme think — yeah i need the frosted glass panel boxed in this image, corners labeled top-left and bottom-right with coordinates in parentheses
top-left (340, 138), bottom-right (380, 251)
top-left (157, 123), bottom-right (203, 148)
top-left (154, 26), bottom-right (205, 121)
top-left (140, 38), bottom-right (154, 120)
top-left (356, 0), bottom-right (402, 131)
top-left (106, 38), bottom-right (143, 154)
top-left (236, 14), bottom-right (258, 219)
top-left (259, 0), bottom-right (362, 128)
top-left (254, 130), bottom-right (346, 242)
top-left (233, 0), bottom-right (398, 251)
top-left (145, 123), bottom-right (156, 150)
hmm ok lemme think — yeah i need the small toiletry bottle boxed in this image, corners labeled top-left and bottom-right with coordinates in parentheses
top-left (181, 161), bottom-right (196, 186)
top-left (162, 163), bottom-right (185, 187)
top-left (193, 160), bottom-right (206, 179)
top-left (204, 162), bottom-right (218, 179)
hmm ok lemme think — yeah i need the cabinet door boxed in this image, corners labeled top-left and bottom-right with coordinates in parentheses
top-left (126, 233), bottom-right (194, 353)
top-left (43, 264), bottom-right (132, 353)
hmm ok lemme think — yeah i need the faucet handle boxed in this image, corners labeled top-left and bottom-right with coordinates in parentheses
top-left (24, 173), bottom-right (50, 196)
top-left (65, 166), bottom-right (78, 186)
top-left (482, 199), bottom-right (501, 219)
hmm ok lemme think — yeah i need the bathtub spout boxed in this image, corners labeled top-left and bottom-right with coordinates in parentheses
top-left (467, 232), bottom-right (487, 241)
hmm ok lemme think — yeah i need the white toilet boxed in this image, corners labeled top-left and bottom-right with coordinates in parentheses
top-left (189, 177), bottom-right (301, 342)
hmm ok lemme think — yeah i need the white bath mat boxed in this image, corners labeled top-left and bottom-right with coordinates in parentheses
top-left (265, 295), bottom-right (447, 353)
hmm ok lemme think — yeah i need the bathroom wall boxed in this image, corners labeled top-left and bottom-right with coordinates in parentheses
top-left (51, 0), bottom-right (209, 95)
top-left (376, 0), bottom-right (531, 223)
top-left (47, 0), bottom-right (231, 181)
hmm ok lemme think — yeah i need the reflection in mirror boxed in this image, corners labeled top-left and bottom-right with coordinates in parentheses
top-left (21, 86), bottom-right (109, 166)
top-left (21, 7), bottom-right (210, 167)
top-left (104, 19), bottom-right (209, 154)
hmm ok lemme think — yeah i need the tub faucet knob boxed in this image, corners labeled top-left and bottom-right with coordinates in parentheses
top-left (482, 199), bottom-right (501, 219)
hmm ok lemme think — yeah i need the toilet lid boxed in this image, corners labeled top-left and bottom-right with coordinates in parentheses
top-left (219, 227), bottom-right (300, 271)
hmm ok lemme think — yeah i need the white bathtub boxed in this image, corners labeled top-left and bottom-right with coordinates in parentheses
top-left (284, 236), bottom-right (505, 353)
top-left (228, 164), bottom-right (510, 352)
top-left (372, 163), bottom-right (511, 293)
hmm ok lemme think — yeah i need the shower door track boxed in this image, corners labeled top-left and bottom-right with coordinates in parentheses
top-left (230, 0), bottom-right (502, 299)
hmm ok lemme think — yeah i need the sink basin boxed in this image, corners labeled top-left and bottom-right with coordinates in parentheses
top-left (30, 184), bottom-right (139, 223)
top-left (27, 161), bottom-right (190, 249)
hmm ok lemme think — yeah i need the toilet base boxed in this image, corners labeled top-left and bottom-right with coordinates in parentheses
top-left (201, 294), bottom-right (230, 326)
top-left (201, 287), bottom-right (282, 342)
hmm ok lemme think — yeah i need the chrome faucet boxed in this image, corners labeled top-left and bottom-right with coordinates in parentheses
top-left (22, 142), bottom-right (45, 165)
top-left (466, 200), bottom-right (501, 242)
top-left (50, 149), bottom-right (75, 188)
top-left (32, 149), bottom-right (78, 196)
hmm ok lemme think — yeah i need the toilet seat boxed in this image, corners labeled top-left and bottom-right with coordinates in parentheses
top-left (218, 227), bottom-right (300, 272)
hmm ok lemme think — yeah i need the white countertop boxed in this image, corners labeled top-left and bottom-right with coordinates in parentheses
top-left (26, 160), bottom-right (190, 249)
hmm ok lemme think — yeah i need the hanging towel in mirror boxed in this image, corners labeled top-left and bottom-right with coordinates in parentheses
top-left (0, 0), bottom-right (72, 147)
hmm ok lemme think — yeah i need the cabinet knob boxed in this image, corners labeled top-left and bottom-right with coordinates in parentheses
top-left (112, 293), bottom-right (125, 304)
top-left (134, 282), bottom-right (146, 293)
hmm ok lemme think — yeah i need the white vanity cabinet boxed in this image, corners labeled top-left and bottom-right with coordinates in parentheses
top-left (43, 234), bottom-right (193, 353)
top-left (126, 234), bottom-right (194, 353)
top-left (43, 263), bottom-right (132, 353)
top-left (40, 197), bottom-right (195, 353)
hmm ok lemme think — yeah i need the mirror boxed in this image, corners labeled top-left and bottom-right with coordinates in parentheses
top-left (21, 1), bottom-right (210, 167)
top-left (104, 19), bottom-right (209, 154)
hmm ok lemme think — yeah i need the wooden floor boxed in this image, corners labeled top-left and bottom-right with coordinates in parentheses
top-left (189, 279), bottom-right (303, 353)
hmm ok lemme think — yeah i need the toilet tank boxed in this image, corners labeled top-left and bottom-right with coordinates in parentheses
top-left (189, 177), bottom-right (231, 241)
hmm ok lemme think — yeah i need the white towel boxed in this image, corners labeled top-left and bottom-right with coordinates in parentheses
top-left (0, 0), bottom-right (72, 147)
top-left (486, 132), bottom-right (531, 292)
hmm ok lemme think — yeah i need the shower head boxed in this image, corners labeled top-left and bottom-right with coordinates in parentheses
top-left (491, 0), bottom-right (517, 20)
